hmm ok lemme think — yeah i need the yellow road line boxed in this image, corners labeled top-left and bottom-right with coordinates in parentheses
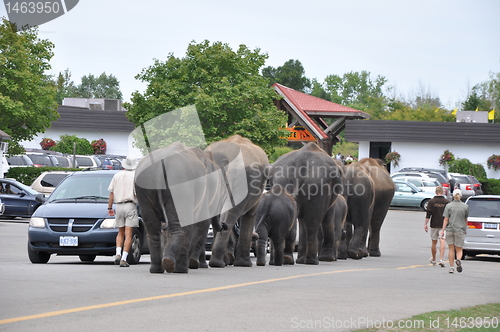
top-left (0, 265), bottom-right (419, 325)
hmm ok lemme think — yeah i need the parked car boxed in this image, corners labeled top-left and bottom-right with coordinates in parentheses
top-left (449, 173), bottom-right (478, 201)
top-left (390, 180), bottom-right (435, 210)
top-left (463, 195), bottom-right (500, 257)
top-left (96, 156), bottom-right (123, 170)
top-left (392, 171), bottom-right (451, 199)
top-left (0, 198), bottom-right (4, 215)
top-left (53, 155), bottom-right (78, 168)
top-left (391, 175), bottom-right (441, 195)
top-left (6, 155), bottom-right (35, 167)
top-left (0, 178), bottom-right (44, 218)
top-left (28, 170), bottom-right (148, 264)
top-left (26, 153), bottom-right (59, 167)
top-left (30, 171), bottom-right (74, 195)
top-left (74, 155), bottom-right (102, 169)
top-left (395, 168), bottom-right (452, 198)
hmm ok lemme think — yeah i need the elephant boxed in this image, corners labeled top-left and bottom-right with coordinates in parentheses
top-left (254, 184), bottom-right (297, 266)
top-left (270, 142), bottom-right (343, 265)
top-left (206, 135), bottom-right (270, 268)
top-left (135, 142), bottom-right (227, 273)
top-left (341, 158), bottom-right (395, 259)
top-left (318, 194), bottom-right (347, 261)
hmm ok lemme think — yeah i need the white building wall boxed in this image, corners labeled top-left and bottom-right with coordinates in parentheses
top-left (358, 141), bottom-right (370, 159)
top-left (387, 141), bottom-right (500, 179)
top-left (21, 129), bottom-right (137, 157)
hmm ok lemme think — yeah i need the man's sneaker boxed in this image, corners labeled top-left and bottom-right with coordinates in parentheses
top-left (438, 260), bottom-right (445, 267)
top-left (430, 257), bottom-right (436, 265)
top-left (455, 259), bottom-right (462, 273)
top-left (114, 255), bottom-right (121, 265)
top-left (119, 260), bottom-right (129, 267)
top-left (449, 267), bottom-right (454, 274)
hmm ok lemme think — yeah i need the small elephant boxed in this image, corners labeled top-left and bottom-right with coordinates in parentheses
top-left (254, 185), bottom-right (297, 266)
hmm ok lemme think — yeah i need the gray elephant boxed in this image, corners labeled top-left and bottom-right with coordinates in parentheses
top-left (318, 194), bottom-right (347, 261)
top-left (270, 143), bottom-right (343, 265)
top-left (254, 185), bottom-right (297, 266)
top-left (206, 135), bottom-right (270, 268)
top-left (341, 158), bottom-right (395, 259)
top-left (135, 143), bottom-right (226, 273)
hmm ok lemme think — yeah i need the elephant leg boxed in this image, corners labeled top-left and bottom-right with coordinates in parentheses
top-left (348, 223), bottom-right (368, 260)
top-left (272, 235), bottom-right (286, 266)
top-left (256, 224), bottom-right (269, 266)
top-left (296, 220), bottom-right (306, 264)
top-left (189, 220), bottom-right (210, 269)
top-left (319, 207), bottom-right (335, 261)
top-left (283, 219), bottom-right (296, 265)
top-left (368, 217), bottom-right (385, 257)
top-left (298, 223), bottom-right (319, 265)
top-left (337, 223), bottom-right (348, 260)
top-left (162, 220), bottom-right (189, 273)
top-left (209, 212), bottom-right (238, 268)
top-left (142, 209), bottom-right (164, 274)
top-left (234, 211), bottom-right (254, 267)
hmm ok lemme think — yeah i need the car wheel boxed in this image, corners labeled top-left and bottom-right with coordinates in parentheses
top-left (421, 199), bottom-right (430, 211)
top-left (27, 243), bottom-right (50, 264)
top-left (127, 228), bottom-right (142, 265)
top-left (79, 254), bottom-right (96, 262)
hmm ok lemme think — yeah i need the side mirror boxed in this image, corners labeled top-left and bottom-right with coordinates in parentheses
top-left (35, 193), bottom-right (46, 203)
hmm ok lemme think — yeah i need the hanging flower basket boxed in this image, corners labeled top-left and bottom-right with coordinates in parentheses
top-left (385, 151), bottom-right (401, 167)
top-left (91, 138), bottom-right (107, 155)
top-left (40, 138), bottom-right (56, 150)
top-left (439, 150), bottom-right (455, 166)
top-left (487, 154), bottom-right (500, 171)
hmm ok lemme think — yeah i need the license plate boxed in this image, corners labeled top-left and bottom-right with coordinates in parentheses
top-left (484, 223), bottom-right (498, 230)
top-left (59, 236), bottom-right (78, 246)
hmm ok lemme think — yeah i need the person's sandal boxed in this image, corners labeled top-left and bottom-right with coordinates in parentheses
top-left (114, 255), bottom-right (121, 265)
top-left (120, 260), bottom-right (129, 267)
top-left (455, 259), bottom-right (462, 273)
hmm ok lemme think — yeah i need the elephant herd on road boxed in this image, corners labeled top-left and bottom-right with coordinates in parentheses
top-left (134, 135), bottom-right (395, 274)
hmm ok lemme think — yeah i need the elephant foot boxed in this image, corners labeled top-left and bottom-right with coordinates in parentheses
top-left (296, 256), bottom-right (305, 264)
top-left (234, 257), bottom-right (253, 267)
top-left (227, 253), bottom-right (235, 266)
top-left (347, 249), bottom-right (363, 260)
top-left (284, 255), bottom-right (294, 265)
top-left (319, 254), bottom-right (335, 262)
top-left (189, 258), bottom-right (199, 269)
top-left (199, 260), bottom-right (209, 268)
top-left (162, 257), bottom-right (175, 273)
top-left (149, 264), bottom-right (164, 274)
top-left (209, 257), bottom-right (226, 268)
top-left (304, 257), bottom-right (319, 265)
top-left (173, 267), bottom-right (189, 273)
top-left (369, 249), bottom-right (381, 257)
top-left (256, 260), bottom-right (266, 266)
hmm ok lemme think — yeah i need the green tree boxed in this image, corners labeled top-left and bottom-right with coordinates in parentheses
top-left (74, 72), bottom-right (122, 99)
top-left (51, 134), bottom-right (93, 155)
top-left (262, 59), bottom-right (311, 92)
top-left (126, 40), bottom-right (288, 154)
top-left (309, 78), bottom-right (331, 101)
top-left (54, 69), bottom-right (77, 104)
top-left (462, 86), bottom-right (491, 112)
top-left (0, 19), bottom-right (58, 154)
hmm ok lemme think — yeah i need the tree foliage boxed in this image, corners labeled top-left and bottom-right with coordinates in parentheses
top-left (51, 134), bottom-right (93, 155)
top-left (448, 158), bottom-right (487, 180)
top-left (126, 40), bottom-right (288, 154)
top-left (54, 69), bottom-right (76, 104)
top-left (73, 72), bottom-right (122, 99)
top-left (0, 18), bottom-right (58, 154)
top-left (262, 59), bottom-right (311, 92)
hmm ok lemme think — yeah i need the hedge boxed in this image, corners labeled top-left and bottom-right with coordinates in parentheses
top-left (479, 178), bottom-right (500, 195)
top-left (5, 167), bottom-right (81, 186)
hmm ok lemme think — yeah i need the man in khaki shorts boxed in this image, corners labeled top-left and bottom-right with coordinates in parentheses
top-left (108, 156), bottom-right (139, 267)
top-left (441, 189), bottom-right (469, 274)
top-left (424, 186), bottom-right (449, 267)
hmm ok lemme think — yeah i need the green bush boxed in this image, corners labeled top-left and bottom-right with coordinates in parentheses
top-left (51, 134), bottom-right (93, 155)
top-left (269, 146), bottom-right (294, 163)
top-left (6, 167), bottom-right (81, 186)
top-left (480, 178), bottom-right (500, 195)
top-left (448, 158), bottom-right (487, 179)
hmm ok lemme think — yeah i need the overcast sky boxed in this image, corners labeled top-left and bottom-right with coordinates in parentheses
top-left (2, 0), bottom-right (499, 108)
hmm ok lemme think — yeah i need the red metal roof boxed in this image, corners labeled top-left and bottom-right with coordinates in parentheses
top-left (273, 83), bottom-right (369, 115)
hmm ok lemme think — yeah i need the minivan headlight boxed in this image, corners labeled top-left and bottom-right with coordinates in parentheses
top-left (29, 217), bottom-right (45, 228)
top-left (100, 218), bottom-right (116, 229)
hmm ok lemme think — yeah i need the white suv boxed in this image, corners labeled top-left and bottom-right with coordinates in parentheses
top-left (391, 173), bottom-right (446, 198)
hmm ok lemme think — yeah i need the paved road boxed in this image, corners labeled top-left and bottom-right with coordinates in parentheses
top-left (1, 210), bottom-right (499, 331)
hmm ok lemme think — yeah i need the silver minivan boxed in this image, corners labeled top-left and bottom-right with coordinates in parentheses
top-left (463, 195), bottom-right (500, 257)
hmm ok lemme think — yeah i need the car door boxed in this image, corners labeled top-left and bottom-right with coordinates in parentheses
top-left (0, 181), bottom-right (36, 217)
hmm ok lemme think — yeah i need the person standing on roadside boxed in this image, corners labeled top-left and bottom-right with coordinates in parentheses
top-left (441, 189), bottom-right (469, 274)
top-left (107, 156), bottom-right (139, 267)
top-left (424, 186), bottom-right (449, 267)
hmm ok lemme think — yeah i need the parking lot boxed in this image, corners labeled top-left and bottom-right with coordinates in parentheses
top-left (1, 209), bottom-right (499, 331)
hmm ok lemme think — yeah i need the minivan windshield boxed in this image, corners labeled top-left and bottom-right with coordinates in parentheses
top-left (48, 173), bottom-right (113, 202)
top-left (467, 198), bottom-right (500, 218)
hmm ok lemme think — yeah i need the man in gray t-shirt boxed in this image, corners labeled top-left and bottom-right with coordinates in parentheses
top-left (441, 189), bottom-right (469, 274)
